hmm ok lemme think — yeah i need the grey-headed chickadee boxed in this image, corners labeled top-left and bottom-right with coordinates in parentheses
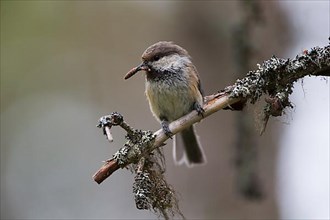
top-left (125, 41), bottom-right (206, 166)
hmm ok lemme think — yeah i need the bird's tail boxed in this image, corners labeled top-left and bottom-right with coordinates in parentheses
top-left (173, 125), bottom-right (206, 167)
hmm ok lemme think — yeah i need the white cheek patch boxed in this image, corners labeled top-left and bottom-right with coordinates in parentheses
top-left (153, 55), bottom-right (191, 73)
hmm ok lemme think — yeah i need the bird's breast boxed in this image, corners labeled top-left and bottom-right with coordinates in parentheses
top-left (145, 76), bottom-right (195, 122)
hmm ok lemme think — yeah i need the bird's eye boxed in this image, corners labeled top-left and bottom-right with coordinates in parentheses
top-left (153, 55), bottom-right (160, 61)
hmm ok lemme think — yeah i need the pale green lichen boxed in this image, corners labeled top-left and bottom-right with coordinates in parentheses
top-left (132, 149), bottom-right (183, 220)
top-left (230, 45), bottom-right (329, 124)
top-left (113, 130), bottom-right (156, 167)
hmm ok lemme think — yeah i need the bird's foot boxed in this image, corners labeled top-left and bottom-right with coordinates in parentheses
top-left (194, 102), bottom-right (205, 117)
top-left (161, 120), bottom-right (173, 138)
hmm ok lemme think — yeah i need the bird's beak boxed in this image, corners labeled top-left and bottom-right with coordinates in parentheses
top-left (124, 62), bottom-right (149, 80)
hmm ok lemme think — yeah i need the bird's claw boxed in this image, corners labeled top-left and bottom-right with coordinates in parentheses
top-left (194, 102), bottom-right (205, 117)
top-left (161, 121), bottom-right (173, 138)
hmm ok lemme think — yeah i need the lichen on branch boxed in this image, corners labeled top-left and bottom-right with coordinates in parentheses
top-left (229, 45), bottom-right (329, 132)
top-left (93, 44), bottom-right (330, 219)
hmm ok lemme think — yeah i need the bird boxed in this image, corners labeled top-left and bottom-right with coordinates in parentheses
top-left (124, 41), bottom-right (206, 166)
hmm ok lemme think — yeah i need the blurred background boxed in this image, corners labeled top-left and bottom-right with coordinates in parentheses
top-left (1, 1), bottom-right (329, 219)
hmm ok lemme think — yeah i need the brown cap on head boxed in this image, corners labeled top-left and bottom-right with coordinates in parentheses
top-left (142, 41), bottom-right (190, 62)
top-left (124, 41), bottom-right (190, 80)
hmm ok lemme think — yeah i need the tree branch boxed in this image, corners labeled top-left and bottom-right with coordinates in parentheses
top-left (93, 44), bottom-right (329, 184)
top-left (92, 44), bottom-right (329, 219)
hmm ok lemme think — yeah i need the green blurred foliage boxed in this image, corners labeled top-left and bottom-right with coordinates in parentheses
top-left (1, 1), bottom-right (290, 219)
